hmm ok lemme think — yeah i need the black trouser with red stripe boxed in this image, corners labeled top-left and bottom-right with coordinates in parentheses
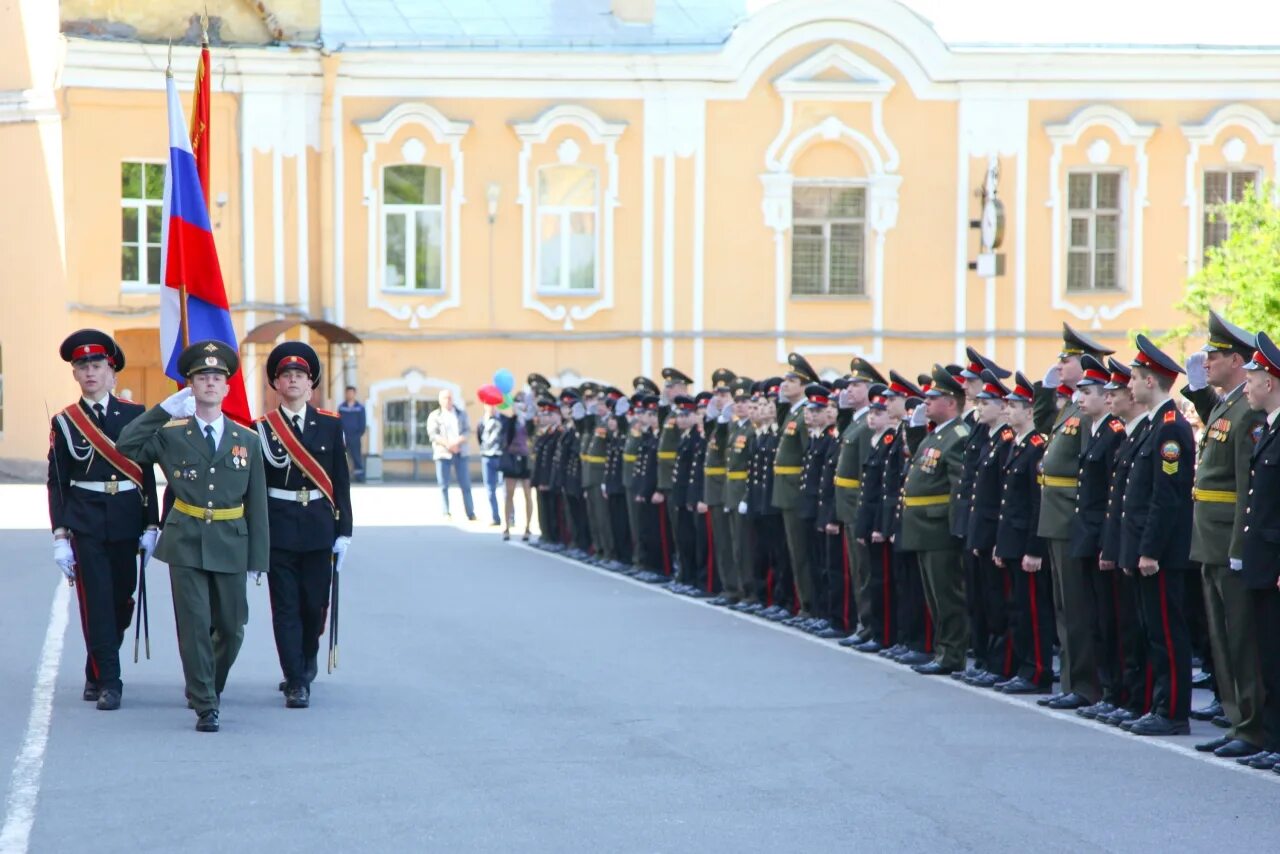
top-left (863, 540), bottom-right (894, 645)
top-left (535, 488), bottom-right (560, 544)
top-left (894, 550), bottom-right (931, 653)
top-left (1249, 585), bottom-right (1280, 753)
top-left (1009, 562), bottom-right (1055, 687)
top-left (564, 493), bottom-right (590, 551)
top-left (1136, 569), bottom-right (1192, 721)
top-left (650, 493), bottom-right (676, 575)
top-left (973, 552), bottom-right (1014, 677)
top-left (1092, 564), bottom-right (1139, 707)
top-left (1118, 568), bottom-right (1152, 713)
top-left (267, 547), bottom-right (331, 690)
top-left (676, 506), bottom-right (710, 590)
top-left (607, 492), bottom-right (632, 565)
top-left (751, 512), bottom-right (793, 611)
top-left (811, 527), bottom-right (844, 629)
top-left (72, 534), bottom-right (137, 692)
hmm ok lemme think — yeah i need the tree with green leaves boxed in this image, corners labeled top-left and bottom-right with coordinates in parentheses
top-left (1165, 180), bottom-right (1280, 348)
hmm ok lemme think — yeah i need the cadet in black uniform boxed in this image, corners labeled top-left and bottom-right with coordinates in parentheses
top-left (816, 385), bottom-right (850, 637)
top-left (796, 383), bottom-right (840, 637)
top-left (531, 396), bottom-right (563, 550)
top-left (556, 389), bottom-right (590, 557)
top-left (632, 395), bottom-right (667, 581)
top-left (1120, 335), bottom-right (1194, 736)
top-left (256, 342), bottom-right (354, 709)
top-left (671, 395), bottom-right (708, 595)
top-left (48, 330), bottom-right (159, 711)
top-left (850, 385), bottom-right (897, 651)
top-left (603, 388), bottom-right (632, 569)
top-left (748, 379), bottom-right (794, 620)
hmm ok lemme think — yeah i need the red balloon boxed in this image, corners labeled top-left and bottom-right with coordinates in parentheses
top-left (477, 384), bottom-right (503, 405)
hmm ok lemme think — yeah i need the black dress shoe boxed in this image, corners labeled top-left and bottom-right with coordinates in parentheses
top-left (1214, 739), bottom-right (1262, 759)
top-left (1120, 712), bottom-right (1154, 731)
top-left (82, 682), bottom-right (100, 702)
top-left (1101, 708), bottom-right (1138, 727)
top-left (1129, 714), bottom-right (1189, 736)
top-left (897, 651), bottom-right (933, 667)
top-left (912, 661), bottom-right (957, 676)
top-left (1189, 699), bottom-right (1223, 721)
top-left (96, 688), bottom-right (121, 711)
top-left (853, 640), bottom-right (884, 654)
top-left (196, 710), bottom-right (220, 733)
top-left (1047, 692), bottom-right (1091, 710)
top-left (1036, 692), bottom-right (1066, 707)
top-left (838, 634), bottom-right (862, 647)
top-left (1241, 751), bottom-right (1279, 769)
top-left (952, 667), bottom-right (978, 682)
top-left (1191, 670), bottom-right (1213, 689)
top-left (879, 644), bottom-right (907, 659)
top-left (971, 672), bottom-right (1002, 688)
top-left (1077, 701), bottom-right (1115, 720)
top-left (285, 686), bottom-right (310, 709)
top-left (853, 628), bottom-right (873, 644)
top-left (1194, 735), bottom-right (1232, 753)
top-left (1212, 715), bottom-right (1232, 729)
top-left (1000, 676), bottom-right (1052, 695)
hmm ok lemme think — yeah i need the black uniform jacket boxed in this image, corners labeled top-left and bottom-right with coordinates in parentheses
top-left (966, 424), bottom-right (1014, 553)
top-left (1102, 416), bottom-right (1151, 566)
top-left (1120, 399), bottom-right (1196, 570)
top-left (1242, 415), bottom-right (1280, 590)
top-left (1069, 413), bottom-right (1126, 559)
top-left (995, 431), bottom-right (1047, 561)
top-left (259, 404), bottom-right (353, 552)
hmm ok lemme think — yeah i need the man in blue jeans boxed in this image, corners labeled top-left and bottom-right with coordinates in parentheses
top-left (477, 403), bottom-right (505, 526)
top-left (427, 389), bottom-right (476, 520)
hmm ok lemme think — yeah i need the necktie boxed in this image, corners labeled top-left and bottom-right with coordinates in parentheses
top-left (92, 403), bottom-right (105, 425)
top-left (292, 415), bottom-right (303, 435)
top-left (205, 425), bottom-right (217, 456)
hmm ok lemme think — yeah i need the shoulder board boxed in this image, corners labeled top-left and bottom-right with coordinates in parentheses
top-left (163, 418), bottom-right (190, 428)
top-left (316, 408), bottom-right (340, 418)
top-left (1030, 433), bottom-right (1046, 447)
top-left (954, 424), bottom-right (970, 439)
top-left (1108, 418), bottom-right (1124, 433)
top-left (999, 427), bottom-right (1014, 441)
top-left (883, 432), bottom-right (895, 444)
top-left (1163, 410), bottom-right (1177, 423)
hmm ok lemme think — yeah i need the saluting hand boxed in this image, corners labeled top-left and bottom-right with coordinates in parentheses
top-left (160, 387), bottom-right (196, 418)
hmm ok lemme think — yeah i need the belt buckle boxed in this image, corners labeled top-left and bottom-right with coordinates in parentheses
top-left (203, 507), bottom-right (214, 524)
top-left (105, 481), bottom-right (119, 495)
top-left (298, 489), bottom-right (310, 506)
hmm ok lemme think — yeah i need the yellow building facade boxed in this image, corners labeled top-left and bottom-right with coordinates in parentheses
top-left (3, 0), bottom-right (1280, 475)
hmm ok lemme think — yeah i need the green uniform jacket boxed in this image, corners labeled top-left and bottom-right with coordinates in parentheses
top-left (1184, 383), bottom-right (1264, 565)
top-left (656, 412), bottom-right (681, 490)
top-left (1033, 385), bottom-right (1090, 539)
top-left (581, 417), bottom-right (608, 489)
top-left (117, 405), bottom-right (269, 574)
top-left (899, 417), bottom-right (968, 552)
top-left (702, 417), bottom-right (730, 506)
top-left (621, 426), bottom-right (643, 490)
top-left (771, 402), bottom-right (810, 510)
top-left (723, 420), bottom-right (755, 508)
top-left (833, 408), bottom-right (871, 524)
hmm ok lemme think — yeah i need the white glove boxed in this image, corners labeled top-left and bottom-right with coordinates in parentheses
top-left (1042, 364), bottom-right (1062, 390)
top-left (1230, 557), bottom-right (1243, 572)
top-left (1185, 352), bottom-right (1208, 392)
top-left (571, 402), bottom-right (586, 421)
top-left (738, 501), bottom-right (748, 515)
top-left (160, 387), bottom-right (196, 418)
top-left (706, 399), bottom-right (721, 420)
top-left (614, 397), bottom-right (630, 417)
top-left (53, 538), bottom-right (76, 580)
top-left (333, 535), bottom-right (351, 556)
top-left (909, 405), bottom-right (929, 428)
top-left (838, 388), bottom-right (855, 409)
top-left (718, 406), bottom-right (733, 424)
top-left (139, 528), bottom-right (159, 560)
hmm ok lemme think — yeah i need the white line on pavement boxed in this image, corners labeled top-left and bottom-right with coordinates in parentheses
top-left (519, 542), bottom-right (1280, 786)
top-left (0, 580), bottom-right (71, 854)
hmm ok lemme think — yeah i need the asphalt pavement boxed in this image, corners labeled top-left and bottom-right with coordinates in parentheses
top-left (2, 487), bottom-right (1278, 853)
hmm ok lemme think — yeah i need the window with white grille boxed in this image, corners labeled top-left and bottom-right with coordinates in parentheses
top-left (537, 165), bottom-right (598, 293)
top-left (1066, 171), bottom-right (1123, 292)
top-left (121, 161), bottom-right (165, 289)
top-left (383, 164), bottom-right (444, 292)
top-left (791, 185), bottom-right (866, 296)
top-left (1203, 169), bottom-right (1258, 260)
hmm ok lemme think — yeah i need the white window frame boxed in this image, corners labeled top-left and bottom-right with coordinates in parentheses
top-left (535, 163), bottom-right (600, 296)
top-left (789, 180), bottom-right (868, 298)
top-left (1202, 167), bottom-right (1261, 262)
top-left (380, 163), bottom-right (445, 294)
top-left (120, 159), bottom-right (167, 294)
top-left (1065, 168), bottom-right (1126, 293)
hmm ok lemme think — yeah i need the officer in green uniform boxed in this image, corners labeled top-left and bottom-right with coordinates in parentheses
top-left (900, 364), bottom-right (970, 675)
top-left (1033, 323), bottom-right (1115, 709)
top-left (723, 377), bottom-right (756, 608)
top-left (774, 353), bottom-right (819, 619)
top-left (656, 368), bottom-right (692, 574)
top-left (116, 340), bottom-right (269, 733)
top-left (703, 369), bottom-right (737, 605)
top-left (1182, 311), bottom-right (1267, 758)
top-left (833, 357), bottom-right (886, 643)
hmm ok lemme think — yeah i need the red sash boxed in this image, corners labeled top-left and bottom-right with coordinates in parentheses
top-left (60, 404), bottom-right (145, 489)
top-left (263, 409), bottom-right (336, 509)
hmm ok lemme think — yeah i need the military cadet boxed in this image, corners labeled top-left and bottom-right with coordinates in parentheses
top-left (900, 364), bottom-right (970, 675)
top-left (48, 330), bottom-right (159, 711)
top-left (749, 379), bottom-right (794, 620)
top-left (774, 354), bottom-right (819, 623)
top-left (255, 342), bottom-right (353, 709)
top-left (1033, 323), bottom-right (1115, 711)
top-left (1119, 335), bottom-right (1195, 736)
top-left (116, 340), bottom-right (269, 733)
top-left (955, 348), bottom-right (1013, 687)
top-left (531, 395), bottom-right (563, 550)
top-left (623, 377), bottom-right (659, 568)
top-left (656, 368), bottom-right (693, 575)
top-left (632, 395), bottom-right (669, 581)
top-left (670, 394), bottom-right (706, 595)
top-left (702, 369), bottom-right (737, 606)
top-left (724, 377), bottom-right (757, 610)
top-left (556, 389), bottom-right (590, 557)
top-left (815, 384), bottom-right (849, 636)
top-left (832, 357), bottom-right (885, 645)
top-left (603, 388), bottom-right (633, 570)
top-left (1095, 359), bottom-right (1152, 728)
top-left (580, 390), bottom-right (614, 566)
top-left (849, 384), bottom-right (898, 651)
top-left (960, 371), bottom-right (1015, 685)
top-left (1067, 355), bottom-right (1129, 716)
top-left (1181, 312), bottom-right (1266, 759)
top-left (989, 373), bottom-right (1053, 694)
top-left (1239, 332), bottom-right (1280, 771)
top-left (794, 382), bottom-right (840, 637)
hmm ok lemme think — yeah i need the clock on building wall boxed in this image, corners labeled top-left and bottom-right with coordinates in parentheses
top-left (972, 157), bottom-right (1006, 278)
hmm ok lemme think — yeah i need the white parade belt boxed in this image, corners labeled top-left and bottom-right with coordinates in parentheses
top-left (268, 487), bottom-right (324, 505)
top-left (70, 479), bottom-right (136, 494)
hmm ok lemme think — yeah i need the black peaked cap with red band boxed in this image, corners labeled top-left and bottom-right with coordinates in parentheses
top-left (1245, 331), bottom-right (1280, 380)
top-left (267, 341), bottom-right (321, 388)
top-left (976, 369), bottom-right (1010, 400)
top-left (60, 329), bottom-right (125, 371)
top-left (1076, 353), bottom-right (1111, 388)
top-left (961, 346), bottom-right (1012, 380)
top-left (1103, 357), bottom-right (1132, 390)
top-left (1129, 333), bottom-right (1185, 380)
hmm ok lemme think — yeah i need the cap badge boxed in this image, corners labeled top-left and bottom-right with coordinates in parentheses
top-left (205, 356), bottom-right (218, 366)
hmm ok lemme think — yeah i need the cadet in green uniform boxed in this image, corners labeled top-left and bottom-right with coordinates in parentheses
top-left (723, 377), bottom-right (756, 608)
top-left (1182, 311), bottom-right (1266, 758)
top-left (773, 354), bottom-right (819, 619)
top-left (703, 369), bottom-right (737, 606)
top-left (116, 340), bottom-right (269, 733)
top-left (1033, 323), bottom-right (1115, 710)
top-left (900, 364), bottom-right (970, 675)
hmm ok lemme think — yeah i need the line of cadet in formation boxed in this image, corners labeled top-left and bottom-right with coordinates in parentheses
top-left (520, 315), bottom-right (1280, 772)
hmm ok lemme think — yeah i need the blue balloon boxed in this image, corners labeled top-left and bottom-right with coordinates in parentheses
top-left (493, 368), bottom-right (515, 394)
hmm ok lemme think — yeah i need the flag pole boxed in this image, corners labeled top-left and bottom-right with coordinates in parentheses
top-left (167, 39), bottom-right (190, 349)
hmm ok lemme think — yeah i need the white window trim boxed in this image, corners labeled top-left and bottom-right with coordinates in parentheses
top-left (379, 164), bottom-right (445, 295)
top-left (1064, 168), bottom-right (1125, 294)
top-left (357, 104), bottom-right (471, 329)
top-left (365, 370), bottom-right (460, 456)
top-left (120, 158), bottom-right (167, 294)
top-left (1201, 167), bottom-right (1263, 262)
top-left (535, 163), bottom-right (600, 296)
top-left (790, 180), bottom-right (869, 298)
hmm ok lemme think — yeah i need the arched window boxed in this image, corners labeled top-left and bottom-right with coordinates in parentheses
top-left (537, 164), bottom-right (598, 293)
top-left (382, 164), bottom-right (444, 292)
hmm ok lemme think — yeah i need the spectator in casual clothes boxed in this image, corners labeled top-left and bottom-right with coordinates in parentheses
top-left (499, 391), bottom-right (535, 541)
top-left (477, 403), bottom-right (505, 527)
top-left (427, 389), bottom-right (476, 520)
top-left (338, 386), bottom-right (367, 482)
